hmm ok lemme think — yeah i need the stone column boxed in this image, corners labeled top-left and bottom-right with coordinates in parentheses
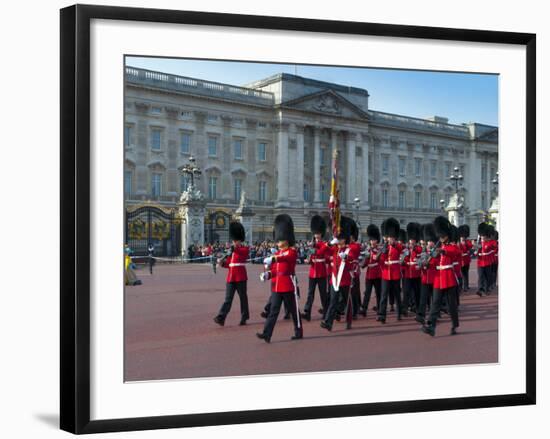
top-left (178, 189), bottom-right (207, 257)
top-left (245, 118), bottom-right (258, 199)
top-left (296, 124), bottom-right (305, 203)
top-left (346, 131), bottom-right (357, 205)
top-left (361, 133), bottom-right (370, 208)
top-left (313, 126), bottom-right (321, 203)
top-left (221, 115), bottom-right (232, 200)
top-left (276, 122), bottom-right (290, 207)
top-left (467, 146), bottom-right (482, 229)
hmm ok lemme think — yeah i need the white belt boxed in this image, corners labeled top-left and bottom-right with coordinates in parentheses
top-left (436, 264), bottom-right (454, 270)
top-left (385, 260), bottom-right (400, 265)
top-left (229, 263), bottom-right (245, 267)
top-left (368, 263), bottom-right (379, 268)
top-left (452, 262), bottom-right (459, 266)
top-left (462, 253), bottom-right (469, 257)
top-left (312, 258), bottom-right (325, 263)
top-left (407, 262), bottom-right (418, 266)
top-left (479, 251), bottom-right (494, 256)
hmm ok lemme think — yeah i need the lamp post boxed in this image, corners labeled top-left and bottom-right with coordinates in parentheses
top-left (179, 155), bottom-right (202, 191)
top-left (449, 166), bottom-right (463, 193)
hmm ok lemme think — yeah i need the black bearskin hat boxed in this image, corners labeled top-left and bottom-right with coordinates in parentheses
top-left (380, 219), bottom-right (386, 237)
top-left (273, 214), bottom-right (296, 246)
top-left (398, 229), bottom-right (407, 243)
top-left (350, 218), bottom-right (359, 242)
top-left (478, 222), bottom-right (489, 237)
top-left (310, 215), bottom-right (327, 236)
top-left (383, 217), bottom-right (400, 239)
top-left (423, 223), bottom-right (437, 243)
top-left (229, 221), bottom-right (245, 242)
top-left (366, 224), bottom-right (381, 242)
top-left (433, 216), bottom-right (452, 239)
top-left (486, 223), bottom-right (496, 239)
top-left (406, 222), bottom-right (422, 242)
top-left (450, 224), bottom-right (459, 243)
top-left (337, 216), bottom-right (353, 244)
top-left (458, 224), bottom-right (470, 238)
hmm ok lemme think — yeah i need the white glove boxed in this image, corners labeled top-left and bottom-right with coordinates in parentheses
top-left (338, 252), bottom-right (348, 260)
top-left (270, 248), bottom-right (277, 254)
top-left (260, 271), bottom-right (272, 282)
top-left (263, 256), bottom-right (273, 266)
top-left (330, 237), bottom-right (339, 245)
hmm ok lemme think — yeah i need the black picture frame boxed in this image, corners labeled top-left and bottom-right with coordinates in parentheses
top-left (60, 4), bottom-right (536, 434)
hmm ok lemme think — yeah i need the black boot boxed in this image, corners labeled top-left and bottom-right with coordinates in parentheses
top-left (300, 312), bottom-right (311, 322)
top-left (421, 325), bottom-right (435, 336)
top-left (320, 320), bottom-right (332, 331)
top-left (213, 316), bottom-right (225, 326)
top-left (256, 332), bottom-right (271, 343)
top-left (450, 327), bottom-right (458, 335)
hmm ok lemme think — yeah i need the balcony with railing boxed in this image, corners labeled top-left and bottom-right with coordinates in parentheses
top-left (125, 67), bottom-right (275, 107)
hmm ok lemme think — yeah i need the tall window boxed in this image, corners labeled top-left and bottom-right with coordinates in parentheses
top-left (124, 126), bottom-right (131, 147)
top-left (430, 192), bottom-right (437, 209)
top-left (415, 158), bottom-right (422, 176)
top-left (321, 183), bottom-right (327, 202)
top-left (234, 139), bottom-right (243, 160)
top-left (258, 142), bottom-right (267, 161)
top-left (234, 178), bottom-right (242, 201)
top-left (180, 174), bottom-right (190, 193)
top-left (398, 157), bottom-right (406, 176)
top-left (481, 164), bottom-right (487, 183)
top-left (151, 128), bottom-right (162, 150)
top-left (124, 170), bottom-right (132, 196)
top-left (430, 161), bottom-right (437, 178)
top-left (303, 183), bottom-right (310, 202)
top-left (460, 164), bottom-right (466, 178)
top-left (180, 132), bottom-right (191, 154)
top-left (398, 190), bottom-right (405, 208)
top-left (382, 189), bottom-right (389, 207)
top-left (320, 148), bottom-right (327, 166)
top-left (151, 173), bottom-right (162, 197)
top-left (258, 181), bottom-right (267, 201)
top-left (208, 136), bottom-right (218, 157)
top-left (208, 177), bottom-right (217, 199)
top-left (415, 191), bottom-right (422, 208)
top-left (445, 163), bottom-right (452, 178)
top-left (382, 155), bottom-right (389, 175)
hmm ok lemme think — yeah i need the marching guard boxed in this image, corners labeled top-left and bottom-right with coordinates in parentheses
top-left (421, 216), bottom-right (461, 336)
top-left (476, 222), bottom-right (496, 297)
top-left (458, 225), bottom-right (472, 291)
top-left (213, 222), bottom-right (250, 326)
top-left (402, 222), bottom-right (422, 314)
top-left (256, 214), bottom-right (303, 343)
top-left (302, 215), bottom-right (330, 321)
top-left (349, 221), bottom-right (363, 319)
top-left (361, 224), bottom-right (382, 316)
top-left (415, 223), bottom-right (438, 324)
top-left (377, 218), bottom-right (404, 323)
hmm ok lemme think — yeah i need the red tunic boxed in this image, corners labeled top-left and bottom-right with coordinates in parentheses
top-left (348, 242), bottom-right (362, 279)
top-left (402, 244), bottom-right (422, 279)
top-left (459, 240), bottom-right (472, 267)
top-left (331, 246), bottom-right (354, 288)
top-left (271, 247), bottom-right (297, 293)
top-left (308, 241), bottom-right (330, 279)
top-left (477, 239), bottom-right (495, 268)
top-left (364, 245), bottom-right (382, 280)
top-left (433, 243), bottom-right (461, 289)
top-left (451, 243), bottom-right (462, 279)
top-left (221, 245), bottom-right (249, 283)
top-left (380, 243), bottom-right (403, 281)
top-left (421, 253), bottom-right (439, 285)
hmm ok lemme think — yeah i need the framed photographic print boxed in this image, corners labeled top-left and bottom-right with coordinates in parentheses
top-left (60, 4), bottom-right (536, 434)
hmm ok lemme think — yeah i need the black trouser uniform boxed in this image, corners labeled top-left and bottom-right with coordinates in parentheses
top-left (427, 286), bottom-right (459, 331)
top-left (324, 285), bottom-right (352, 328)
top-left (148, 253), bottom-right (154, 274)
top-left (303, 277), bottom-right (328, 316)
top-left (461, 264), bottom-right (470, 290)
top-left (416, 282), bottom-right (433, 322)
top-left (362, 278), bottom-right (381, 314)
top-left (262, 292), bottom-right (302, 339)
top-left (478, 265), bottom-right (491, 293)
top-left (217, 281), bottom-right (249, 322)
top-left (379, 279), bottom-right (402, 320)
top-left (350, 277), bottom-right (361, 317)
top-left (403, 277), bottom-right (421, 311)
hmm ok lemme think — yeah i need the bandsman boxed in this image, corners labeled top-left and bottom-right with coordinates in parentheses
top-left (475, 222), bottom-right (496, 297)
top-left (349, 220), bottom-right (363, 319)
top-left (402, 222), bottom-right (422, 314)
top-left (213, 222), bottom-right (250, 326)
top-left (458, 225), bottom-right (472, 291)
top-left (415, 223), bottom-right (438, 324)
top-left (361, 224), bottom-right (382, 316)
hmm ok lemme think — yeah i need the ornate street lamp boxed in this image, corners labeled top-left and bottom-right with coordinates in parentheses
top-left (179, 155), bottom-right (202, 190)
top-left (353, 197), bottom-right (361, 229)
top-left (449, 166), bottom-right (464, 193)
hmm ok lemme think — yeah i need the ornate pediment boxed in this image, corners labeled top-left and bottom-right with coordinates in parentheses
top-left (280, 89), bottom-right (369, 121)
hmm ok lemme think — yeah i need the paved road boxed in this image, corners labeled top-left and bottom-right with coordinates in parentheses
top-left (125, 261), bottom-right (498, 381)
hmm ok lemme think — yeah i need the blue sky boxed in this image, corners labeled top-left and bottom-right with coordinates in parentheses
top-left (126, 56), bottom-right (498, 126)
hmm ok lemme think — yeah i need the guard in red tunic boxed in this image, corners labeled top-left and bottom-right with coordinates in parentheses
top-left (422, 216), bottom-right (461, 336)
top-left (415, 223), bottom-right (439, 324)
top-left (256, 214), bottom-right (303, 343)
top-left (302, 215), bottom-right (330, 321)
top-left (458, 225), bottom-right (472, 291)
top-left (475, 222), bottom-right (495, 297)
top-left (491, 229), bottom-right (499, 290)
top-left (449, 224), bottom-right (463, 306)
top-left (321, 216), bottom-right (356, 331)
top-left (361, 224), bottom-right (382, 316)
top-left (402, 222), bottom-right (422, 314)
top-left (213, 222), bottom-right (250, 326)
top-left (349, 221), bottom-right (363, 319)
top-left (377, 217), bottom-right (404, 323)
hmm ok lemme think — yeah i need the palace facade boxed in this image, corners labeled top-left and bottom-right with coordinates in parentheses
top-left (124, 66), bottom-right (498, 242)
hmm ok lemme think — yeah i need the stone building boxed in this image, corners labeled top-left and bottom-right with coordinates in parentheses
top-left (124, 66), bottom-right (498, 243)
